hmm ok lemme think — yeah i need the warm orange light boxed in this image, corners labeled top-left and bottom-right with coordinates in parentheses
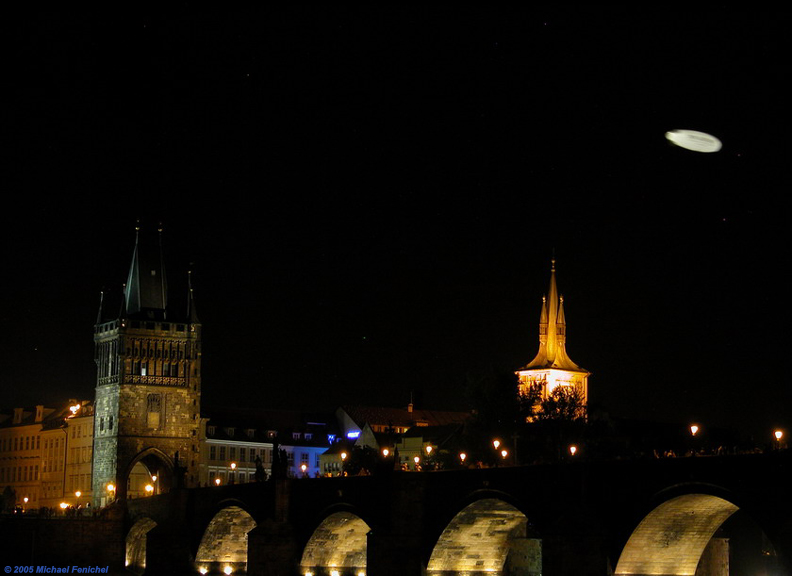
top-left (382, 448), bottom-right (390, 457)
top-left (569, 445), bottom-right (578, 456)
top-left (459, 452), bottom-right (467, 462)
top-left (300, 464), bottom-right (307, 473)
top-left (151, 475), bottom-right (157, 482)
top-left (425, 445), bottom-right (433, 455)
top-left (145, 484), bottom-right (154, 494)
top-left (690, 425), bottom-right (699, 436)
top-left (340, 452), bottom-right (348, 461)
top-left (413, 456), bottom-right (420, 465)
top-left (214, 478), bottom-right (221, 486)
top-left (23, 497), bottom-right (29, 504)
top-left (775, 430), bottom-right (784, 441)
top-left (492, 439), bottom-right (501, 450)
top-left (223, 567), bottom-right (233, 575)
top-left (230, 462), bottom-right (237, 470)
top-left (60, 502), bottom-right (68, 509)
top-left (75, 491), bottom-right (82, 498)
top-left (106, 483), bottom-right (115, 493)
top-left (500, 449), bottom-right (508, 459)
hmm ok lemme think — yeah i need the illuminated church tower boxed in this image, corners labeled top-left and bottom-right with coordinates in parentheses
top-left (91, 224), bottom-right (201, 507)
top-left (516, 259), bottom-right (589, 417)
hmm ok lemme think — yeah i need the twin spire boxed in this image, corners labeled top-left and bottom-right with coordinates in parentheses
top-left (522, 259), bottom-right (584, 372)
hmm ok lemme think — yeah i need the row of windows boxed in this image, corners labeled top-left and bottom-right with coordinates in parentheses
top-left (0, 435), bottom-right (41, 453)
top-left (68, 446), bottom-right (92, 464)
top-left (68, 473), bottom-right (92, 492)
top-left (70, 423), bottom-right (90, 439)
top-left (0, 465), bottom-right (40, 483)
top-left (209, 445), bottom-right (272, 463)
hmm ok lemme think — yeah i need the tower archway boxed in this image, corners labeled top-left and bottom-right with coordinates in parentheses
top-left (427, 498), bottom-right (541, 576)
top-left (300, 511), bottom-right (371, 575)
top-left (121, 448), bottom-right (174, 501)
top-left (195, 505), bottom-right (257, 574)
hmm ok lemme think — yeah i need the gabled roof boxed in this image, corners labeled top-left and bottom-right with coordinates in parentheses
top-left (339, 405), bottom-right (471, 430)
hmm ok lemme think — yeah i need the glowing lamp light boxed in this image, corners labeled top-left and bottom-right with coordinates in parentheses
top-left (23, 497), bottom-right (29, 504)
top-left (690, 425), bottom-right (699, 436)
top-left (69, 404), bottom-right (80, 415)
top-left (459, 452), bottom-right (467, 463)
top-left (500, 449), bottom-right (508, 459)
top-left (492, 439), bottom-right (501, 450)
top-left (224, 566), bottom-right (233, 575)
top-left (301, 464), bottom-right (308, 474)
top-left (230, 462), bottom-right (237, 470)
top-left (199, 568), bottom-right (208, 575)
top-left (60, 502), bottom-right (68, 510)
top-left (304, 572), bottom-right (313, 576)
top-left (346, 431), bottom-right (361, 439)
top-left (107, 483), bottom-right (115, 493)
top-left (413, 456), bottom-right (420, 465)
top-left (330, 570), bottom-right (340, 576)
top-left (775, 430), bottom-right (784, 441)
top-left (145, 484), bottom-right (154, 494)
top-left (569, 445), bottom-right (578, 456)
top-left (425, 445), bottom-right (433, 455)
top-left (215, 478), bottom-right (221, 486)
top-left (358, 571), bottom-right (366, 576)
top-left (382, 448), bottom-right (390, 457)
top-left (75, 491), bottom-right (82, 498)
top-left (340, 452), bottom-right (348, 461)
top-left (151, 475), bottom-right (157, 482)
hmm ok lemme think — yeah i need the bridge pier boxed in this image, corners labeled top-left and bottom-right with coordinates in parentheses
top-left (247, 519), bottom-right (299, 576)
top-left (367, 530), bottom-right (426, 576)
top-left (143, 521), bottom-right (196, 575)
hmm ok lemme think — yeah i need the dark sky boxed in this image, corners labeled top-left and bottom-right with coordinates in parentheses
top-left (4, 7), bottom-right (790, 439)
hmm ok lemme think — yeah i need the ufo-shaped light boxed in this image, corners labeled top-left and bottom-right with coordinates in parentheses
top-left (665, 129), bottom-right (722, 153)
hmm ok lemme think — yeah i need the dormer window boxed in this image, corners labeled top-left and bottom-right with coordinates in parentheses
top-left (247, 429), bottom-right (255, 438)
top-left (292, 432), bottom-right (301, 440)
top-left (226, 427), bottom-right (235, 437)
top-left (207, 426), bottom-right (216, 436)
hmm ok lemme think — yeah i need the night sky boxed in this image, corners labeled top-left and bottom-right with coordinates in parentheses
top-left (4, 8), bottom-right (790, 439)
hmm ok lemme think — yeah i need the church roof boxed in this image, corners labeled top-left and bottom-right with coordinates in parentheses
top-left (519, 259), bottom-right (588, 374)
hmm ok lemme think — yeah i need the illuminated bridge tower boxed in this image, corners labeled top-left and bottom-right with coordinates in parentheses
top-left (92, 225), bottom-right (201, 507)
top-left (516, 259), bottom-right (589, 418)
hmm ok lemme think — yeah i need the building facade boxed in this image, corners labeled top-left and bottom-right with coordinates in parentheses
top-left (0, 400), bottom-right (93, 511)
top-left (92, 225), bottom-right (202, 507)
top-left (516, 259), bottom-right (589, 418)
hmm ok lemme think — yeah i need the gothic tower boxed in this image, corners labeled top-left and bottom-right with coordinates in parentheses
top-left (516, 259), bottom-right (589, 418)
top-left (91, 224), bottom-right (201, 506)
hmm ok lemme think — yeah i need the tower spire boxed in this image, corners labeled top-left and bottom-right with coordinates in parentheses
top-left (124, 221), bottom-right (168, 319)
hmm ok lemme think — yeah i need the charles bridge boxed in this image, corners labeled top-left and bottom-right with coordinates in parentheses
top-left (2, 452), bottom-right (791, 576)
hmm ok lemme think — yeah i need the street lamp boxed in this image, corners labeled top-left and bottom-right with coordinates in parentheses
top-left (145, 484), bottom-right (154, 495)
top-left (500, 449), bottom-right (508, 460)
top-left (459, 452), bottom-right (467, 464)
top-left (301, 463), bottom-right (308, 476)
top-left (413, 455), bottom-right (420, 469)
top-left (340, 452), bottom-right (348, 461)
top-left (22, 497), bottom-right (29, 512)
top-left (493, 439), bottom-right (501, 450)
top-left (215, 477), bottom-right (221, 486)
top-left (690, 424), bottom-right (699, 436)
top-left (382, 448), bottom-right (390, 457)
top-left (425, 445), bottom-right (433, 456)
top-left (569, 445), bottom-right (578, 456)
top-left (774, 430), bottom-right (783, 441)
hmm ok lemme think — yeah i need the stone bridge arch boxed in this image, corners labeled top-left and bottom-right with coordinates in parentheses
top-left (615, 484), bottom-right (784, 575)
top-left (125, 517), bottom-right (157, 575)
top-left (427, 492), bottom-right (542, 576)
top-left (195, 500), bottom-right (258, 574)
top-left (300, 506), bottom-right (373, 576)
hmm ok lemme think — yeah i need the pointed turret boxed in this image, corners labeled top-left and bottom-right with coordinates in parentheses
top-left (124, 223), bottom-right (168, 320)
top-left (186, 270), bottom-right (200, 324)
